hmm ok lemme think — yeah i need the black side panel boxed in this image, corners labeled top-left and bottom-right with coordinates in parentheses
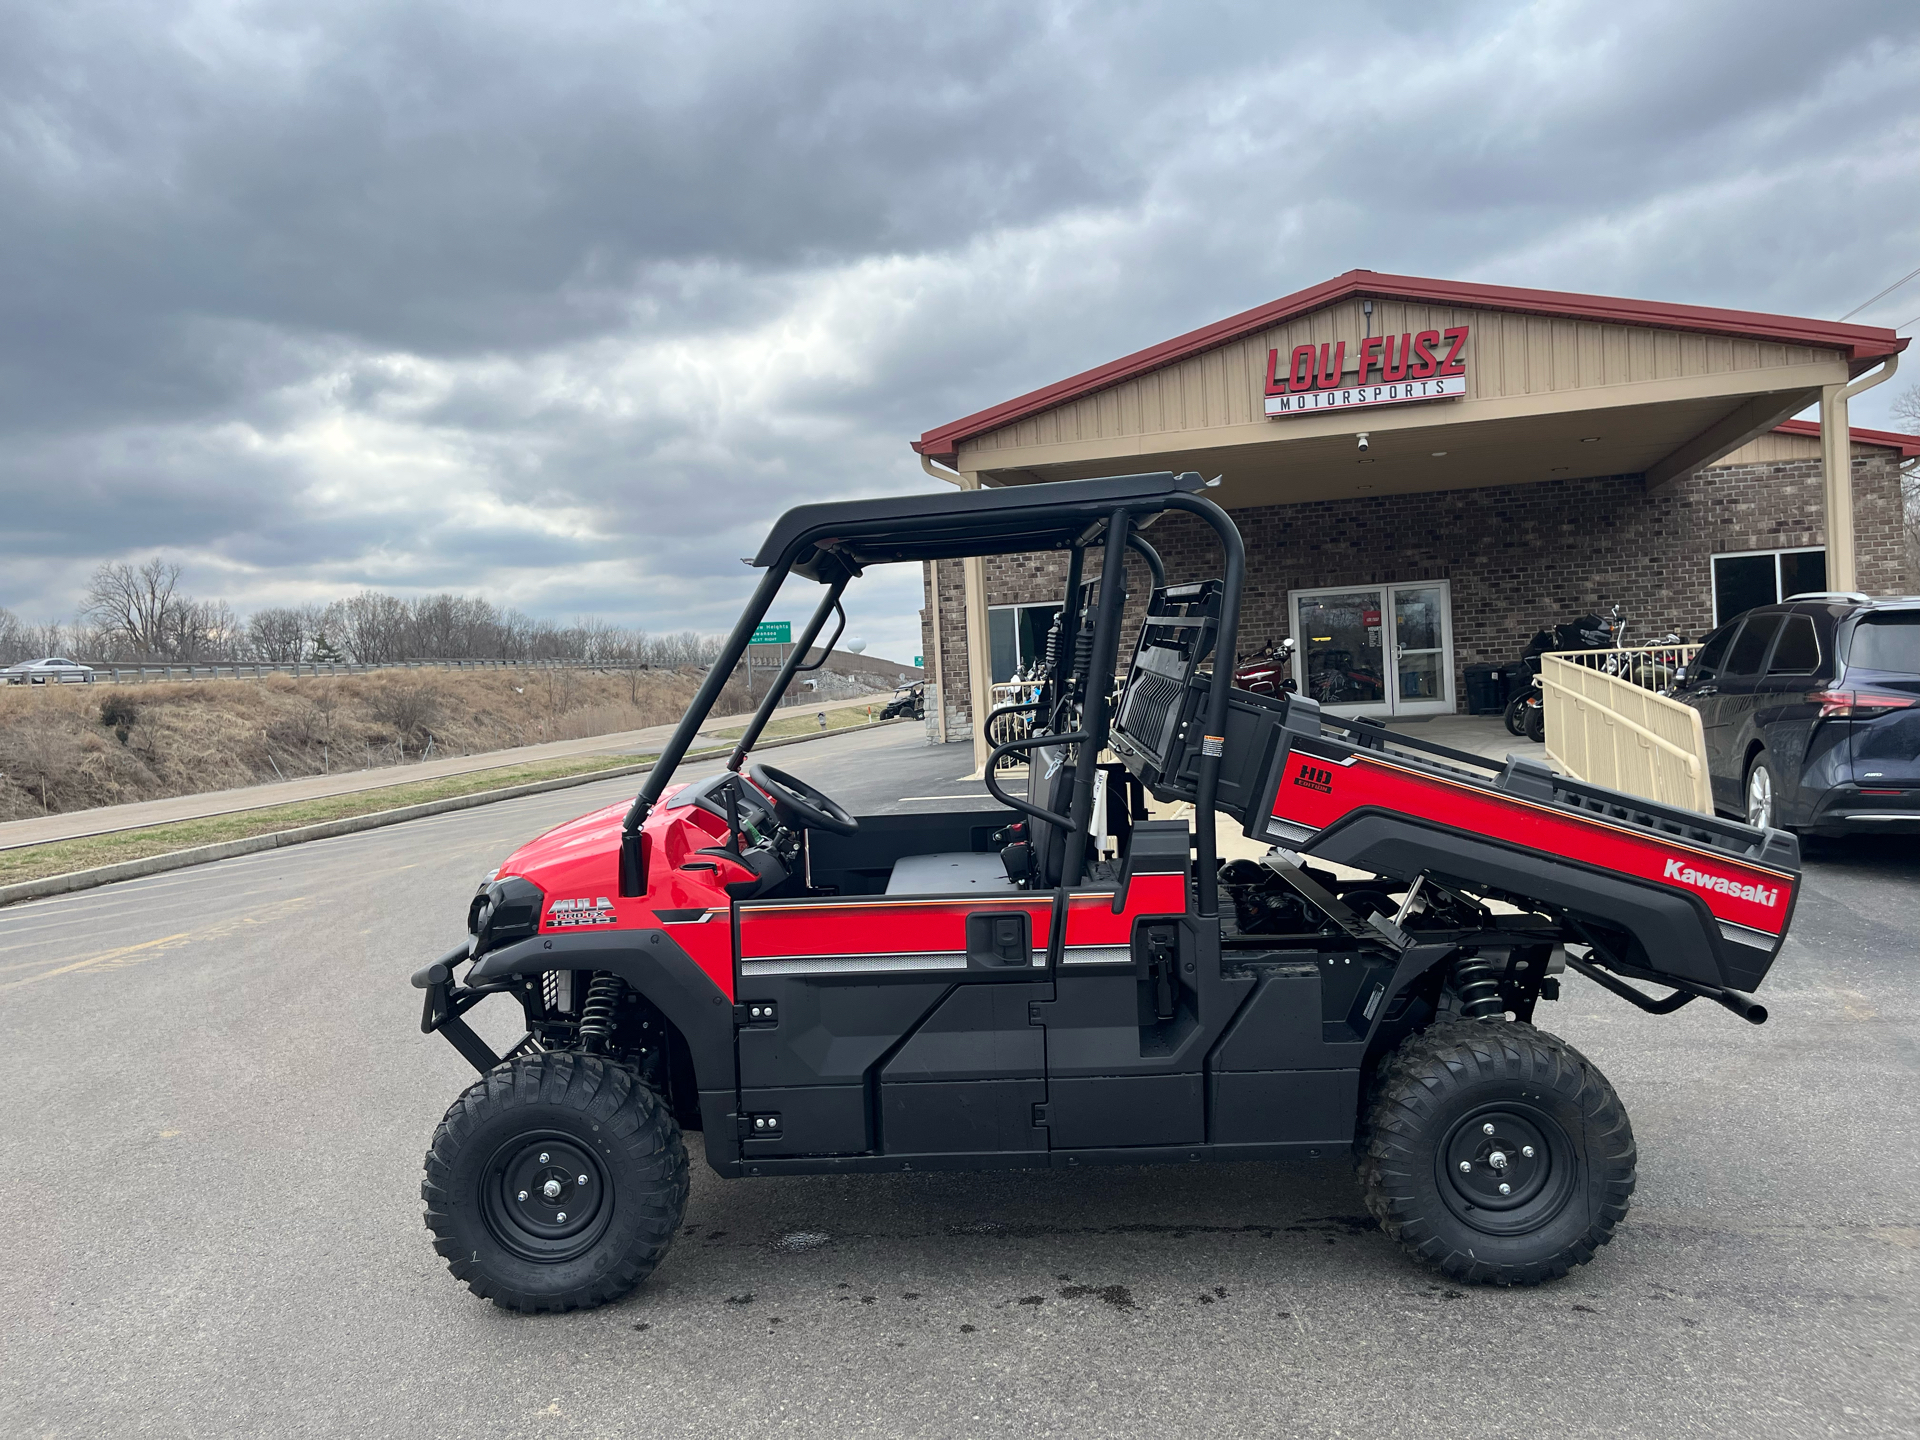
top-left (737, 979), bottom-right (951, 1089)
top-left (878, 985), bottom-right (1050, 1157)
top-left (740, 1085), bottom-right (869, 1157)
top-left (1211, 970), bottom-right (1359, 1071)
top-left (1305, 812), bottom-right (1730, 989)
top-left (1208, 1071), bottom-right (1359, 1146)
top-left (467, 928), bottom-right (734, 1091)
top-left (882, 984), bottom-right (1047, 1081)
top-left (1048, 1074), bottom-right (1203, 1148)
top-left (883, 1080), bottom-right (1048, 1154)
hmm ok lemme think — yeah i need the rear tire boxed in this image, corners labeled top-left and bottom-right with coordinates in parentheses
top-left (1503, 692), bottom-right (1528, 735)
top-left (1745, 753), bottom-right (1777, 830)
top-left (1357, 1020), bottom-right (1635, 1285)
top-left (422, 1052), bottom-right (688, 1313)
top-left (1523, 700), bottom-right (1545, 743)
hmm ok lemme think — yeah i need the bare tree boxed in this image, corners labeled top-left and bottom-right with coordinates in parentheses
top-left (166, 598), bottom-right (244, 661)
top-left (247, 606), bottom-right (311, 662)
top-left (1897, 384), bottom-right (1920, 584)
top-left (83, 558), bottom-right (184, 658)
top-left (0, 607), bottom-right (25, 665)
top-left (329, 592), bottom-right (412, 663)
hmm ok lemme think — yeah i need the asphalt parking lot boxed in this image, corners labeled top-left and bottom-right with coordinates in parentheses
top-left (2, 723), bottom-right (1917, 1439)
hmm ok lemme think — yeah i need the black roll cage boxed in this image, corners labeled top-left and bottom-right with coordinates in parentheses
top-left (618, 470), bottom-right (1245, 916)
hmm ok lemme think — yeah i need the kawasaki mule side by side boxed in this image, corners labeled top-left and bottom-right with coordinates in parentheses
top-left (412, 471), bottom-right (1795, 1312)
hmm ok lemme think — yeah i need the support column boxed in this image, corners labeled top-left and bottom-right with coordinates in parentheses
top-left (1819, 383), bottom-right (1856, 592)
top-left (958, 471), bottom-right (994, 773)
top-left (924, 559), bottom-right (948, 744)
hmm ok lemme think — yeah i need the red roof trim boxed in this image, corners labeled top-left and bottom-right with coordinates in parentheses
top-left (1772, 418), bottom-right (1920, 460)
top-left (913, 269), bottom-right (1909, 460)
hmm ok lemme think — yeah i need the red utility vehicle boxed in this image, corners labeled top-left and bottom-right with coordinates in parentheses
top-left (415, 471), bottom-right (1797, 1311)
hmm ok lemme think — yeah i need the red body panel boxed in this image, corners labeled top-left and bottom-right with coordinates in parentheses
top-left (1062, 872), bottom-right (1188, 946)
top-left (740, 894), bottom-right (1054, 962)
top-left (495, 787), bottom-right (743, 998)
top-left (492, 783), bottom-right (1194, 1000)
top-left (1269, 749), bottom-right (1796, 937)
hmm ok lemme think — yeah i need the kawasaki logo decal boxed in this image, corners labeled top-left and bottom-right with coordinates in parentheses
top-left (1662, 859), bottom-right (1779, 908)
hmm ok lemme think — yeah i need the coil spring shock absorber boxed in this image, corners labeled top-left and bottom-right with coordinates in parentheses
top-left (578, 972), bottom-right (623, 1045)
top-left (1450, 953), bottom-right (1505, 1019)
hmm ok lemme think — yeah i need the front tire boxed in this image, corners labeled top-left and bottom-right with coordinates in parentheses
top-left (422, 1052), bottom-right (688, 1313)
top-left (1357, 1020), bottom-right (1636, 1285)
top-left (1503, 692), bottom-right (1528, 735)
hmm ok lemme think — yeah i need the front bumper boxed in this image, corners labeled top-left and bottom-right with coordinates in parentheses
top-left (413, 941), bottom-right (507, 1073)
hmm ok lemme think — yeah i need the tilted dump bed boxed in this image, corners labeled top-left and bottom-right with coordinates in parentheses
top-left (1110, 583), bottom-right (1800, 996)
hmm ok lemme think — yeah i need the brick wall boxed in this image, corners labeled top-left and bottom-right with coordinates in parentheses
top-left (937, 446), bottom-right (1912, 713)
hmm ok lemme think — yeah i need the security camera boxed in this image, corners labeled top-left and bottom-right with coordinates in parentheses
top-left (1356, 433), bottom-right (1370, 452)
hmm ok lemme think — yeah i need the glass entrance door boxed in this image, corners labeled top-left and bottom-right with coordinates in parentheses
top-left (1293, 590), bottom-right (1389, 710)
top-left (1390, 584), bottom-right (1449, 712)
top-left (1290, 582), bottom-right (1453, 717)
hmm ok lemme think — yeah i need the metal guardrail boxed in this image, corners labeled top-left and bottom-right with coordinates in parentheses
top-left (1541, 649), bottom-right (1712, 815)
top-left (3, 657), bottom-right (685, 686)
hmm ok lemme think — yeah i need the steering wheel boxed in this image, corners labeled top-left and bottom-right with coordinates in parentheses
top-left (748, 763), bottom-right (859, 836)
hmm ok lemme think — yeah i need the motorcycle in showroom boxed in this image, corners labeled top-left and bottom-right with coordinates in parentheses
top-left (1504, 607), bottom-right (1680, 742)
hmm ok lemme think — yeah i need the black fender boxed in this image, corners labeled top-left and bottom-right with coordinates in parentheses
top-left (467, 926), bottom-right (738, 1164)
top-left (1304, 810), bottom-right (1779, 993)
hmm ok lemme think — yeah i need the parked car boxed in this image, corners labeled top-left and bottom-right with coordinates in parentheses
top-left (1667, 594), bottom-right (1920, 834)
top-left (1, 657), bottom-right (96, 685)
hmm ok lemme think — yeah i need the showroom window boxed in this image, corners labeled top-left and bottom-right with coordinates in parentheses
top-left (988, 603), bottom-right (1062, 682)
top-left (1710, 548), bottom-right (1826, 627)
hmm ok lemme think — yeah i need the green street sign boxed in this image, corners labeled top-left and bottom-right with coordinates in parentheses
top-left (751, 621), bottom-right (792, 645)
top-left (914, 656), bottom-right (923, 668)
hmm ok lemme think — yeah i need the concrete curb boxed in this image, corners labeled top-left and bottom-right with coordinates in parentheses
top-left (0, 720), bottom-right (907, 909)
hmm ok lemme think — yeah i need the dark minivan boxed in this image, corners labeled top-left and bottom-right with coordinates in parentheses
top-left (1669, 594), bottom-right (1920, 835)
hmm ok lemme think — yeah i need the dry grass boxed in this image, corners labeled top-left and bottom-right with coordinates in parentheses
top-left (0, 749), bottom-right (668, 888)
top-left (710, 705), bottom-right (888, 743)
top-left (0, 668), bottom-right (754, 822)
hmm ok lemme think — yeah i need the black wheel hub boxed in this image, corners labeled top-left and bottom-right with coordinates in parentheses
top-left (1436, 1104), bottom-right (1577, 1236)
top-left (480, 1132), bottom-right (612, 1263)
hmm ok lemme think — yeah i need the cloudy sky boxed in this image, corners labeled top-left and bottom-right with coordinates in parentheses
top-left (4, 0), bottom-right (1917, 661)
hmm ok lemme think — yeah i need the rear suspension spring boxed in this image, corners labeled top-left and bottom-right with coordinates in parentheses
top-left (578, 972), bottom-right (623, 1044)
top-left (1451, 954), bottom-right (1504, 1019)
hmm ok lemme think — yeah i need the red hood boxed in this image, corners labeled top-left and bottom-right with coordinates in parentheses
top-left (500, 799), bottom-right (628, 879)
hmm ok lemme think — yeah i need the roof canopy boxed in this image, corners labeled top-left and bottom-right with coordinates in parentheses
top-left (915, 270), bottom-right (1908, 466)
top-left (907, 272), bottom-right (1913, 511)
top-left (752, 470), bottom-right (1206, 580)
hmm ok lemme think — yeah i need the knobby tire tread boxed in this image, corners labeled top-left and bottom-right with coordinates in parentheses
top-left (1357, 1019), bottom-right (1636, 1286)
top-left (422, 1051), bottom-right (689, 1314)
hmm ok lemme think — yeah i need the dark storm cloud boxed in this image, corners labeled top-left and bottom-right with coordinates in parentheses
top-left (1, 0), bottom-right (1917, 659)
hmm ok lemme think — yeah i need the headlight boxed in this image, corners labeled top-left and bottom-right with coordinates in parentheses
top-left (469, 876), bottom-right (545, 954)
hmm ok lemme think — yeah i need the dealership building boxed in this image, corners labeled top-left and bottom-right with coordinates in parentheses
top-left (911, 271), bottom-right (1916, 761)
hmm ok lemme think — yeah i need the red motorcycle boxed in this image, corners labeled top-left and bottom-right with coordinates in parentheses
top-left (1234, 637), bottom-right (1295, 696)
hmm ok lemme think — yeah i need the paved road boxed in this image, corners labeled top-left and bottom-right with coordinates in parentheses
top-left (2, 724), bottom-right (1916, 1439)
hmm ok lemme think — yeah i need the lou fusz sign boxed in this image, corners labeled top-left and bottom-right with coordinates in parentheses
top-left (1265, 325), bottom-right (1469, 418)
